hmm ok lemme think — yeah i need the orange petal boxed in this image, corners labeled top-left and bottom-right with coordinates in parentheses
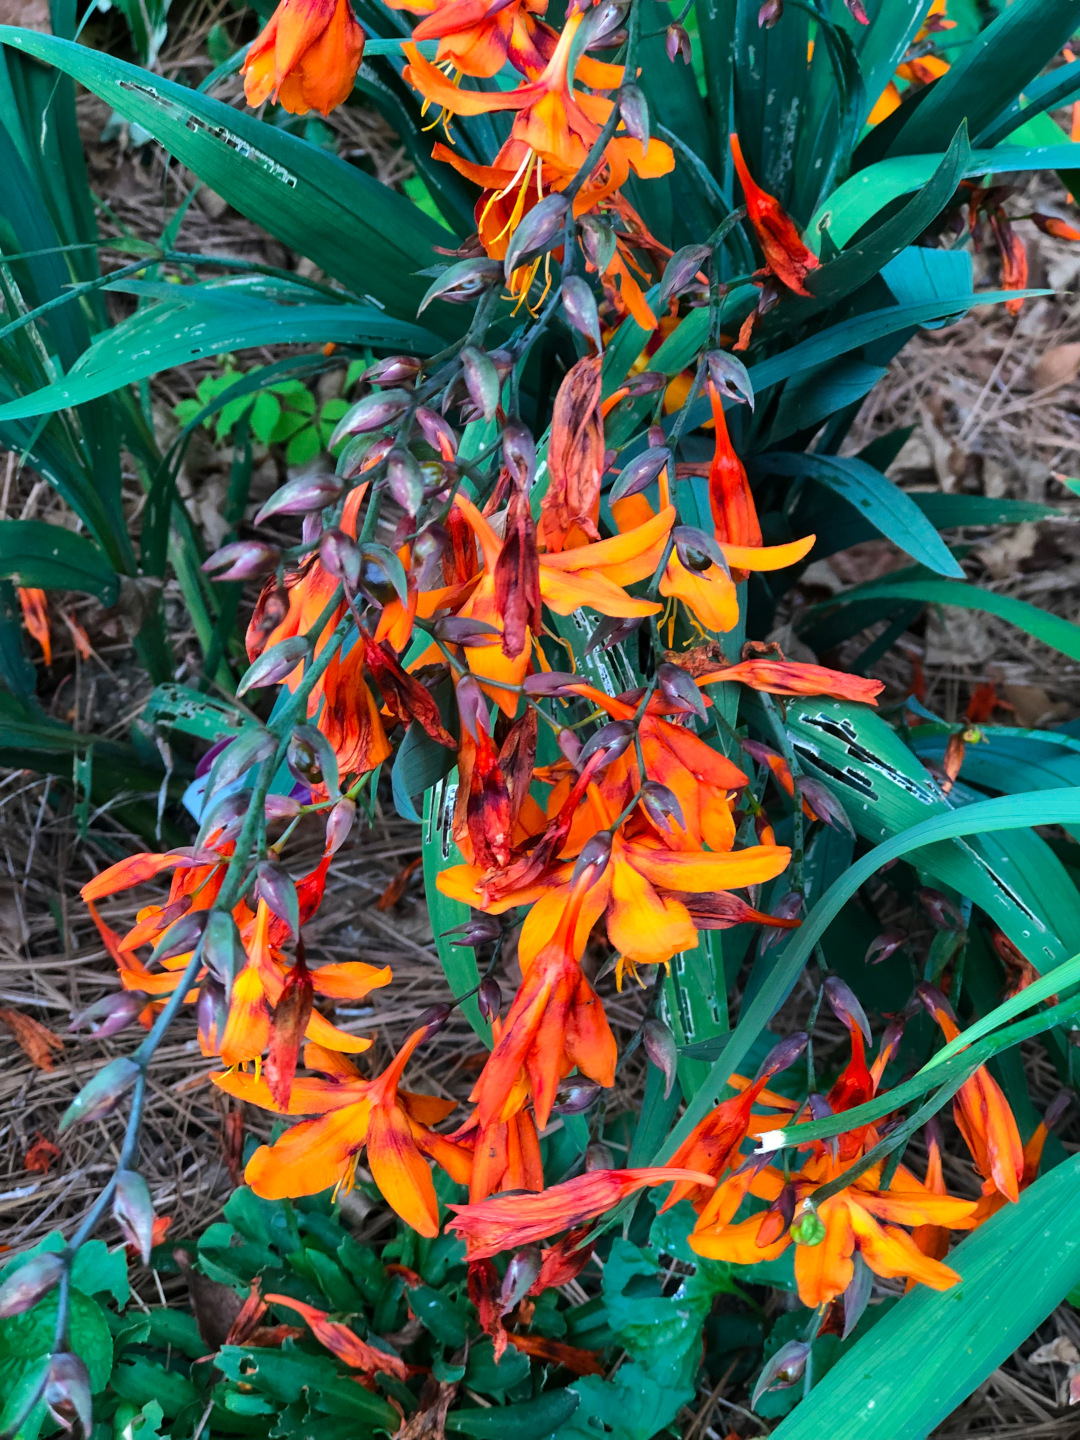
top-left (245, 1100), bottom-right (371, 1198)
top-left (366, 1102), bottom-right (441, 1237)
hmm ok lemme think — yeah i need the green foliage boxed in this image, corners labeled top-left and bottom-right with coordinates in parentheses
top-left (174, 363), bottom-right (353, 467)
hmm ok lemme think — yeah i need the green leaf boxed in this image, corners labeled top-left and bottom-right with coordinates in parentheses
top-left (447, 1390), bottom-right (581, 1438)
top-left (554, 1365), bottom-right (683, 1440)
top-left (0, 520), bottom-right (119, 601)
top-left (756, 453), bottom-right (963, 576)
top-left (462, 1339), bottom-right (531, 1395)
top-left (772, 1153), bottom-right (1080, 1439)
top-left (110, 1359), bottom-right (201, 1417)
top-left (422, 774), bottom-right (490, 1044)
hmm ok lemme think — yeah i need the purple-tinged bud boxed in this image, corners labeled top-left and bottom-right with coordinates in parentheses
top-left (917, 888), bottom-right (965, 931)
top-left (799, 777), bottom-right (854, 835)
top-left (363, 355), bottom-right (422, 385)
top-left (504, 193), bottom-right (570, 281)
top-left (618, 82), bottom-right (649, 148)
top-left (114, 1169), bottom-right (156, 1265)
top-left (265, 794), bottom-right (303, 824)
top-left (579, 214), bottom-right (617, 274)
top-left (756, 1031), bottom-right (808, 1081)
top-left (197, 977), bottom-right (228, 1052)
top-left (44, 1353), bottom-right (93, 1435)
top-left (752, 1340), bottom-right (811, 1411)
top-left (500, 1246), bottom-right (543, 1314)
top-left (255, 473), bottom-right (342, 525)
top-left (319, 527), bottom-right (361, 590)
top-left (419, 1002), bottom-right (453, 1037)
top-left (413, 524), bottom-right (448, 590)
top-left (673, 524), bottom-right (730, 575)
top-left (647, 424), bottom-right (666, 448)
top-left (523, 670), bottom-right (579, 697)
top-left (585, 614), bottom-right (643, 654)
top-left (329, 388), bottom-right (411, 447)
top-left (658, 244), bottom-right (712, 311)
top-left (207, 727), bottom-right (279, 793)
top-left (477, 975), bottom-right (502, 1023)
top-left (254, 860), bottom-right (299, 940)
top-left (460, 346), bottom-right (501, 423)
top-left (325, 797), bottom-right (356, 856)
top-left (442, 913), bottom-right (503, 948)
top-left (358, 543), bottom-right (407, 609)
top-left (865, 929), bottom-right (906, 966)
top-left (571, 831), bottom-right (613, 885)
top-left (580, 0), bottom-right (626, 44)
top-left (842, 1253), bottom-right (873, 1339)
top-left (203, 911), bottom-right (244, 991)
top-left (149, 910), bottom-right (208, 966)
top-left (553, 1079), bottom-right (602, 1115)
top-left (578, 720), bottom-right (635, 771)
top-left (386, 447), bottom-right (425, 516)
top-left (639, 780), bottom-right (685, 833)
top-left (642, 1018), bottom-right (678, 1098)
top-left (757, 892), bottom-right (803, 959)
top-left (657, 662), bottom-right (708, 721)
top-left (419, 258), bottom-right (503, 313)
top-left (707, 348), bottom-right (755, 413)
top-left (69, 991), bottom-right (147, 1040)
top-left (823, 975), bottom-right (872, 1044)
top-left (758, 0), bottom-right (783, 25)
top-left (502, 421), bottom-right (536, 488)
top-left (202, 540), bottom-right (281, 582)
top-left (237, 636), bottom-right (311, 697)
top-left (59, 1056), bottom-right (140, 1134)
top-left (666, 21), bottom-right (692, 62)
top-left (844, 0), bottom-right (869, 22)
top-left (456, 674), bottom-right (490, 743)
top-left (585, 1141), bottom-right (614, 1171)
top-left (285, 731), bottom-right (320, 788)
top-left (608, 448), bottom-right (671, 505)
top-left (807, 1093), bottom-right (834, 1123)
top-left (1046, 1091), bottom-right (1072, 1130)
top-left (558, 728), bottom-right (583, 766)
top-left (337, 431), bottom-right (390, 480)
top-left (561, 275), bottom-right (602, 351)
top-left (0, 1252), bottom-right (65, 1318)
top-left (915, 980), bottom-right (956, 1022)
top-left (434, 616), bottom-right (502, 647)
top-left (196, 790), bottom-right (250, 848)
top-left (416, 406), bottom-right (459, 459)
top-left (623, 370), bottom-right (668, 398)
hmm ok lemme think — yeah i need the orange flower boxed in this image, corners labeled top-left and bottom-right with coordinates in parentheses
top-left (991, 213), bottom-right (1028, 316)
top-left (400, 0), bottom-right (555, 79)
top-left (918, 984), bottom-right (1024, 1204)
top-left (448, 1165), bottom-right (716, 1258)
top-left (707, 379), bottom-right (761, 547)
top-left (216, 1027), bottom-right (470, 1235)
top-left (452, 1018), bottom-right (544, 1201)
top-left (729, 134), bottom-right (820, 296)
top-left (17, 587), bottom-right (51, 665)
top-left (264, 1295), bottom-right (409, 1380)
top-left (691, 657), bottom-right (884, 706)
top-left (243, 0), bottom-right (365, 117)
top-left (690, 1150), bottom-right (977, 1309)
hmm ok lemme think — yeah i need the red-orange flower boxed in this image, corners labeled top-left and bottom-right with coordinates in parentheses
top-left (264, 1295), bottom-right (409, 1380)
top-left (243, 0), bottom-right (365, 116)
top-left (397, 0), bottom-right (555, 78)
top-left (691, 657), bottom-right (884, 707)
top-left (730, 133), bottom-right (820, 296)
top-left (448, 1165), bottom-right (716, 1258)
top-left (17, 587), bottom-right (51, 665)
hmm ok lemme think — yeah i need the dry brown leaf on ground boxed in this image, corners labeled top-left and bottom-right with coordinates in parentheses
top-left (0, 1007), bottom-right (64, 1071)
top-left (0, 0), bottom-right (49, 27)
top-left (1030, 343), bottom-right (1080, 392)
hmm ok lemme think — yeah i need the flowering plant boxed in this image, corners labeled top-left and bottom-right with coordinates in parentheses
top-left (4, 0), bottom-right (1080, 1434)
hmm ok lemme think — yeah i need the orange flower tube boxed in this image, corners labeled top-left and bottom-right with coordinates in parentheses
top-left (244, 0), bottom-right (366, 117)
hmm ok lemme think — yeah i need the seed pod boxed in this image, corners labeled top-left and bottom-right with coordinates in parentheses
top-left (325, 797), bottom-right (356, 856)
top-left (751, 1340), bottom-right (811, 1411)
top-left (823, 975), bottom-right (872, 1044)
top-left (203, 910), bottom-right (244, 992)
top-left (618, 82), bottom-right (649, 148)
top-left (460, 346), bottom-right (501, 423)
top-left (500, 1246), bottom-right (543, 1314)
top-left (585, 1141), bottom-right (614, 1171)
top-left (658, 243), bottom-right (712, 310)
top-left (329, 388), bottom-right (411, 447)
top-left (571, 831), bottom-right (613, 884)
top-left (608, 446), bottom-right (671, 504)
top-left (207, 727), bottom-right (279, 794)
top-left (789, 1203), bottom-right (826, 1246)
top-left (44, 1352), bottom-right (94, 1435)
top-left (477, 975), bottom-right (502, 1022)
top-left (578, 719), bottom-right (635, 771)
top-left (237, 636), bottom-right (311, 697)
top-left (59, 1056), bottom-right (140, 1134)
top-left (319, 528), bottom-right (361, 590)
top-left (639, 780), bottom-right (685, 833)
top-left (705, 349), bottom-right (755, 408)
top-left (503, 193), bottom-right (570, 281)
top-left (419, 257), bottom-right (503, 313)
top-left (254, 860), bottom-right (300, 941)
top-left (561, 275), bottom-right (602, 351)
top-left (666, 21), bottom-right (692, 62)
top-left (579, 213), bottom-right (617, 274)
top-left (386, 447), bottom-right (424, 516)
top-left (69, 991), bottom-right (147, 1040)
top-left (114, 1169), bottom-right (156, 1265)
top-left (553, 1078), bottom-right (602, 1115)
top-left (0, 1252), bottom-right (65, 1318)
top-left (642, 1018), bottom-right (678, 1098)
top-left (502, 420), bottom-right (536, 488)
top-left (657, 661), bottom-right (708, 721)
top-left (363, 355), bottom-right (422, 385)
top-left (415, 406), bottom-right (459, 459)
top-left (202, 539), bottom-right (281, 582)
top-left (255, 473), bottom-right (342, 525)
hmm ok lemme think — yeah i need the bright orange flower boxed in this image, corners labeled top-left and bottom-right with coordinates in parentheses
top-left (691, 657), bottom-right (884, 706)
top-left (918, 984), bottom-right (1024, 1204)
top-left (690, 1150), bottom-right (977, 1309)
top-left (217, 1027), bottom-right (470, 1235)
top-left (243, 0), bottom-right (365, 117)
top-left (729, 134), bottom-right (820, 297)
top-left (448, 1165), bottom-right (716, 1258)
top-left (468, 869), bottom-right (617, 1130)
top-left (264, 1295), bottom-right (410, 1380)
top-left (453, 1020), bottom-right (545, 1201)
top-left (17, 587), bottom-right (51, 665)
top-left (398, 0), bottom-right (556, 78)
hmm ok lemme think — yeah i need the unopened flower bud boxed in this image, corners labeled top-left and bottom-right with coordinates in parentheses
top-left (460, 346), bottom-right (501, 423)
top-left (579, 213), bottom-right (617, 274)
top-left (504, 193), bottom-right (569, 281)
top-left (456, 674), bottom-right (490, 743)
top-left (618, 82), bottom-right (649, 148)
top-left (114, 1169), bottom-right (156, 1265)
top-left (756, 1031), bottom-right (808, 1081)
top-left (386, 447), bottom-right (425, 516)
top-left (585, 1141), bottom-right (614, 1171)
top-left (255, 473), bottom-right (342, 525)
top-left (237, 636), bottom-right (311, 697)
top-left (319, 527), bottom-right (361, 591)
top-left (363, 355), bottom-right (422, 385)
top-left (69, 991), bottom-right (147, 1040)
top-left (642, 1017), bottom-right (678, 1098)
top-left (571, 831), bottom-right (613, 884)
top-left (666, 21), bottom-right (692, 62)
top-left (329, 388), bottom-right (411, 447)
top-left (0, 1252), bottom-right (65, 1318)
top-left (148, 910), bottom-right (208, 966)
top-left (799, 777), bottom-right (854, 835)
top-left (202, 540), bottom-right (280, 582)
top-left (203, 911), bottom-right (244, 991)
top-left (823, 975), bottom-right (871, 1043)
top-left (561, 275), bottom-right (602, 351)
top-left (865, 929), bottom-right (906, 965)
top-left (419, 257), bottom-right (503, 313)
top-left (418, 1002), bottom-right (453, 1036)
top-left (415, 406), bottom-right (459, 460)
top-left (442, 913), bottom-right (502, 948)
top-left (59, 1056), bottom-right (140, 1134)
top-left (553, 1079), bottom-right (602, 1115)
top-left (640, 780), bottom-right (685, 833)
top-left (502, 421), bottom-right (536, 488)
top-left (789, 1203), bottom-right (826, 1246)
top-left (44, 1353), bottom-right (93, 1435)
top-left (477, 976), bottom-right (502, 1022)
top-left (758, 0), bottom-right (783, 26)
top-left (325, 797), bottom-right (356, 856)
top-left (254, 860), bottom-right (299, 940)
top-left (657, 243), bottom-right (712, 310)
top-left (751, 1340), bottom-right (810, 1411)
top-left (610, 447), bottom-right (670, 504)
top-left (500, 1246), bottom-right (542, 1314)
top-left (578, 719), bottom-right (636, 771)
